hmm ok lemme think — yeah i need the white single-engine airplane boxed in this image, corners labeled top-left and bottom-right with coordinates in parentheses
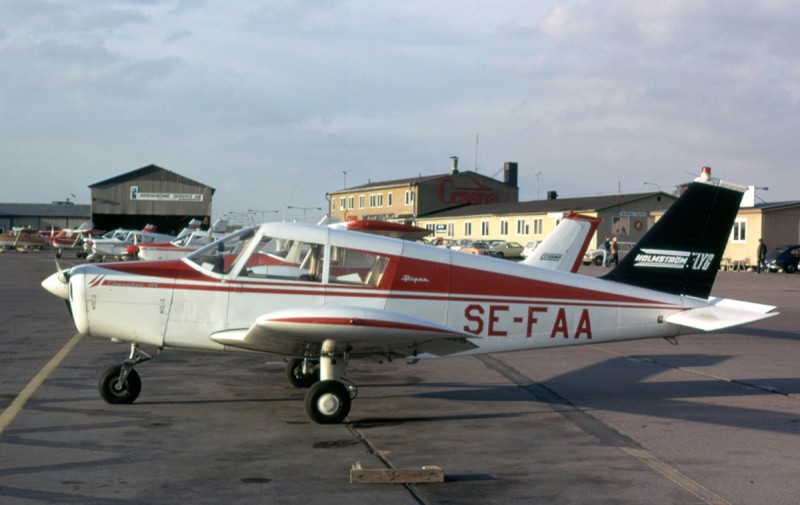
top-left (42, 170), bottom-right (777, 424)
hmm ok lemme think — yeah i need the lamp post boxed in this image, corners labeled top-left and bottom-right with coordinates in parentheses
top-left (287, 206), bottom-right (322, 223)
top-left (248, 209), bottom-right (279, 224)
top-left (534, 172), bottom-right (542, 199)
top-left (643, 182), bottom-right (661, 191)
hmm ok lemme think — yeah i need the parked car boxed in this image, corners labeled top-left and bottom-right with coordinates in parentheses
top-left (485, 241), bottom-right (525, 258)
top-left (764, 245), bottom-right (800, 273)
top-left (520, 240), bottom-right (542, 259)
top-left (583, 241), bottom-right (635, 266)
top-left (460, 240), bottom-right (493, 255)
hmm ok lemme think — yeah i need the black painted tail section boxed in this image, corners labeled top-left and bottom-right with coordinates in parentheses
top-left (602, 181), bottom-right (743, 299)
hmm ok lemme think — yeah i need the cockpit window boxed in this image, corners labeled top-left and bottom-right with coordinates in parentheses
top-left (186, 227), bottom-right (390, 286)
top-left (237, 236), bottom-right (323, 281)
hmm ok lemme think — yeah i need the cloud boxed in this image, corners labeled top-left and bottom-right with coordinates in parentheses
top-left (1, 0), bottom-right (799, 213)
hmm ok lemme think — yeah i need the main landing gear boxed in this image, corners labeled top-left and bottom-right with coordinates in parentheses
top-left (98, 341), bottom-right (357, 424)
top-left (98, 344), bottom-right (151, 404)
top-left (286, 340), bottom-right (357, 424)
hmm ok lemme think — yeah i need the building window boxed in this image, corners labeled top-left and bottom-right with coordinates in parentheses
top-left (447, 223), bottom-right (454, 237)
top-left (359, 195), bottom-right (365, 209)
top-left (516, 218), bottom-right (529, 235)
top-left (481, 221), bottom-right (490, 237)
top-left (532, 218), bottom-right (543, 235)
top-left (331, 199), bottom-right (336, 211)
top-left (369, 194), bottom-right (376, 208)
top-left (464, 222), bottom-right (472, 236)
top-left (376, 194), bottom-right (383, 208)
top-left (732, 218), bottom-right (747, 242)
top-left (612, 216), bottom-right (630, 236)
top-left (405, 190), bottom-right (415, 206)
top-left (348, 196), bottom-right (354, 209)
top-left (388, 193), bottom-right (393, 207)
top-left (339, 197), bottom-right (345, 210)
top-left (500, 220), bottom-right (509, 236)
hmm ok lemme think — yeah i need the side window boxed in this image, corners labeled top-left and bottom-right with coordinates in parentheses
top-left (238, 236), bottom-right (323, 281)
top-left (329, 246), bottom-right (389, 287)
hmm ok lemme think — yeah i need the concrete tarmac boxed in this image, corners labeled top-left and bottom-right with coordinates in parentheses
top-left (1, 250), bottom-right (799, 504)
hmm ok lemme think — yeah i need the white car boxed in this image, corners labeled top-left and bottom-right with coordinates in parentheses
top-left (583, 241), bottom-right (635, 265)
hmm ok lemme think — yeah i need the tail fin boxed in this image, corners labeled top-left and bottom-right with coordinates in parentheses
top-left (603, 175), bottom-right (745, 299)
top-left (523, 211), bottom-right (599, 273)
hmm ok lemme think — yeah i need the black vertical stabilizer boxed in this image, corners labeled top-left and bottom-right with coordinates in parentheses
top-left (602, 180), bottom-right (743, 299)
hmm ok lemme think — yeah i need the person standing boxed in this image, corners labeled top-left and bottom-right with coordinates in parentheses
top-left (602, 235), bottom-right (611, 266)
top-left (756, 238), bottom-right (767, 273)
top-left (608, 237), bottom-right (620, 267)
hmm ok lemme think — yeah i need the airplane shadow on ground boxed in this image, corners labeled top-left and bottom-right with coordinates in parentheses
top-left (357, 354), bottom-right (800, 436)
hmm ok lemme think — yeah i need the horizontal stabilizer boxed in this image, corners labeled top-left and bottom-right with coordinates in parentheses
top-left (211, 306), bottom-right (478, 357)
top-left (665, 297), bottom-right (778, 331)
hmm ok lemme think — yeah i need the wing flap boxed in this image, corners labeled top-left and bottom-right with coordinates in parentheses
top-left (666, 297), bottom-right (778, 331)
top-left (211, 306), bottom-right (478, 357)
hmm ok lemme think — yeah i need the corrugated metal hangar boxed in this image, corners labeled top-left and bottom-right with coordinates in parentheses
top-left (89, 164), bottom-right (214, 234)
top-left (0, 164), bottom-right (214, 235)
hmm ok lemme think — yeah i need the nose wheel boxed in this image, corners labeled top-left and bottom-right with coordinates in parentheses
top-left (98, 344), bottom-right (151, 405)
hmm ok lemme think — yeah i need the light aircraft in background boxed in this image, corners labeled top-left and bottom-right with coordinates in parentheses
top-left (84, 224), bottom-right (174, 262)
top-left (131, 219), bottom-right (229, 261)
top-left (48, 222), bottom-right (103, 258)
top-left (42, 169), bottom-right (777, 424)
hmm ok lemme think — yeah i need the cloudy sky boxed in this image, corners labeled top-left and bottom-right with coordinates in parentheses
top-left (2, 0), bottom-right (798, 223)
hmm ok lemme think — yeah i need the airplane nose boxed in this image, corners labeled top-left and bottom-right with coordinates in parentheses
top-left (42, 271), bottom-right (70, 300)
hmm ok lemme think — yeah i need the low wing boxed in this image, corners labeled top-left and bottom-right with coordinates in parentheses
top-left (522, 211), bottom-right (599, 273)
top-left (210, 305), bottom-right (478, 358)
top-left (666, 297), bottom-right (778, 331)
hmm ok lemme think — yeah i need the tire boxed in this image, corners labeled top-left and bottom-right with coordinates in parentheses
top-left (305, 380), bottom-right (351, 424)
top-left (98, 365), bottom-right (141, 404)
top-left (286, 358), bottom-right (319, 388)
top-left (785, 263), bottom-right (797, 274)
top-left (594, 256), bottom-right (603, 266)
top-left (495, 252), bottom-right (504, 258)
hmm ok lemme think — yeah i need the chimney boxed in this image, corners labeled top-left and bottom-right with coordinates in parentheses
top-left (503, 162), bottom-right (518, 187)
top-left (450, 156), bottom-right (459, 175)
top-left (547, 191), bottom-right (558, 200)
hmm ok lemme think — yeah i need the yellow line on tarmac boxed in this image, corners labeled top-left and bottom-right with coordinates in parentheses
top-left (0, 332), bottom-right (84, 435)
top-left (622, 447), bottom-right (732, 505)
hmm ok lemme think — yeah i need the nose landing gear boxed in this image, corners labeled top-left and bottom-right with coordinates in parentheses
top-left (98, 344), bottom-right (151, 404)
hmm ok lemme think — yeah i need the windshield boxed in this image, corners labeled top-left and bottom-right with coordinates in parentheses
top-left (185, 227), bottom-right (257, 274)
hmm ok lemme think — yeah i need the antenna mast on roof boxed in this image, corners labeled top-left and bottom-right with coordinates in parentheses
top-left (474, 134), bottom-right (479, 172)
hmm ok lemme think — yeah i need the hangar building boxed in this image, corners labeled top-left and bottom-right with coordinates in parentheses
top-left (89, 164), bottom-right (215, 234)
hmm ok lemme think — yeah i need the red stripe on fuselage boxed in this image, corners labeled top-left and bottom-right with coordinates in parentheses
top-left (94, 256), bottom-right (679, 310)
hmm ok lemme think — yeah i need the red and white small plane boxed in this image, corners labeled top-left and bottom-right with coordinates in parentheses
top-left (42, 170), bottom-right (777, 423)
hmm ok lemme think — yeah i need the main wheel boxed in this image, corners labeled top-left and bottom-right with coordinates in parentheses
top-left (785, 263), bottom-right (797, 274)
top-left (98, 365), bottom-right (141, 404)
top-left (305, 380), bottom-right (351, 424)
top-left (594, 256), bottom-right (603, 266)
top-left (286, 358), bottom-right (319, 388)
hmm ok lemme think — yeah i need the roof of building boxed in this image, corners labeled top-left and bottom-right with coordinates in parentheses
top-left (335, 170), bottom-right (507, 193)
top-left (419, 191), bottom-right (675, 219)
top-left (0, 203), bottom-right (92, 218)
top-left (753, 200), bottom-right (800, 211)
top-left (89, 164), bottom-right (215, 193)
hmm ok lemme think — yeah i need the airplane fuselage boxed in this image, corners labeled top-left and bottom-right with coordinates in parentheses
top-left (62, 224), bottom-right (693, 359)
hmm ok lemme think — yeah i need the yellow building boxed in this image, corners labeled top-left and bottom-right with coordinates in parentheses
top-left (416, 192), bottom-right (676, 248)
top-left (653, 198), bottom-right (800, 269)
top-left (327, 159), bottom-right (519, 224)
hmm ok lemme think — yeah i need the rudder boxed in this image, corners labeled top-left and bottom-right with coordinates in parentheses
top-left (602, 175), bottom-right (744, 299)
